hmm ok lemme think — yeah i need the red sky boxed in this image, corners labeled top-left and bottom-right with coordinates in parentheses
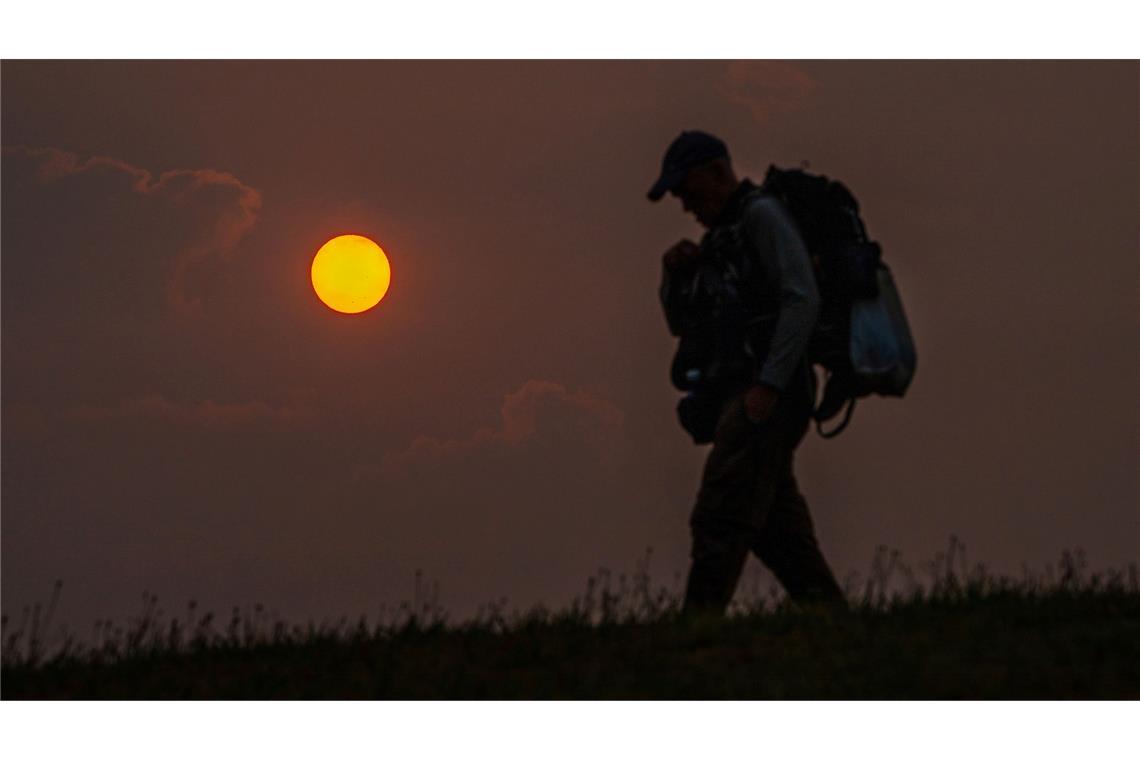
top-left (2, 61), bottom-right (1137, 629)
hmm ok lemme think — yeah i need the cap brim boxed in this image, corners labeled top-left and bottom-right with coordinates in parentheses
top-left (647, 168), bottom-right (685, 202)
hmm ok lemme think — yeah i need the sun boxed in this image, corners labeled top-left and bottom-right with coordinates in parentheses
top-left (311, 234), bottom-right (391, 314)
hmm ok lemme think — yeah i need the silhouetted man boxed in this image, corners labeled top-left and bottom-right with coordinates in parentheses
top-left (649, 130), bottom-right (845, 615)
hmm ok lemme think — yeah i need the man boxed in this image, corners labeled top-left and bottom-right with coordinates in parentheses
top-left (649, 130), bottom-right (845, 615)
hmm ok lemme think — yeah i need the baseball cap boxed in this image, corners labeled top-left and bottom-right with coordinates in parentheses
top-left (646, 130), bottom-right (730, 202)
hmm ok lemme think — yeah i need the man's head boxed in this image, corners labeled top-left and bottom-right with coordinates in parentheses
top-left (648, 130), bottom-right (741, 228)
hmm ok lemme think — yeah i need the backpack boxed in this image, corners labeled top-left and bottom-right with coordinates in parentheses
top-left (760, 165), bottom-right (917, 437)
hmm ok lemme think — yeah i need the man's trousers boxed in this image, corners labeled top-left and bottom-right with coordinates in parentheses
top-left (683, 381), bottom-right (845, 614)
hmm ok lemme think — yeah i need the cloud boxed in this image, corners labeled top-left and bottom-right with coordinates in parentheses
top-left (331, 379), bottom-right (632, 613)
top-left (720, 61), bottom-right (817, 123)
top-left (1, 145), bottom-right (262, 313)
top-left (4, 395), bottom-right (312, 438)
top-left (379, 379), bottom-right (624, 477)
top-left (66, 393), bottom-right (312, 429)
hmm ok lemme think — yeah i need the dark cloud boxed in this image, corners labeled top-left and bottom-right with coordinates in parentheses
top-left (720, 61), bottom-right (817, 123)
top-left (65, 394), bottom-right (312, 429)
top-left (2, 145), bottom-right (261, 313)
top-left (2, 395), bottom-right (312, 442)
top-left (380, 379), bottom-right (623, 477)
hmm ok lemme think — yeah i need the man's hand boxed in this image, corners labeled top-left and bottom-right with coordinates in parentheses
top-left (744, 383), bottom-right (780, 423)
top-left (663, 239), bottom-right (700, 273)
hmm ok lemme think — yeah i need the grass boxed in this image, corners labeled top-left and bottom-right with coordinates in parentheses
top-left (3, 541), bottom-right (1139, 699)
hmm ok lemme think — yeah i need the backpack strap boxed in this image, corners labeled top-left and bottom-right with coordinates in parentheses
top-left (816, 397), bottom-right (857, 438)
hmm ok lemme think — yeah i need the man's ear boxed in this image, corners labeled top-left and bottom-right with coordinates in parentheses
top-left (711, 158), bottom-right (737, 185)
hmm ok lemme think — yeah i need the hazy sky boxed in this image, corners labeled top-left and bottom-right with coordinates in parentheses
top-left (3, 61), bottom-right (1137, 631)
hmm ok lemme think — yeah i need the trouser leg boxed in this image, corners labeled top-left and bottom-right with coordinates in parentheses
top-left (683, 392), bottom-right (773, 616)
top-left (683, 519), bottom-right (750, 614)
top-left (752, 467), bottom-right (845, 604)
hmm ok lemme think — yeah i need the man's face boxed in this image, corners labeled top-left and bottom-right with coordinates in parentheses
top-left (670, 164), bottom-right (725, 229)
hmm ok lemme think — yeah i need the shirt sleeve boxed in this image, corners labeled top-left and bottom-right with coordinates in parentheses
top-left (741, 196), bottom-right (820, 391)
top-left (659, 261), bottom-right (686, 337)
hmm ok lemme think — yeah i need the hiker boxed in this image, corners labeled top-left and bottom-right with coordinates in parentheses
top-left (649, 130), bottom-right (846, 615)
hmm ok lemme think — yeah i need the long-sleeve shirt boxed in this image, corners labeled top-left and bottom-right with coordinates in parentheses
top-left (737, 194), bottom-right (820, 391)
top-left (660, 180), bottom-right (820, 394)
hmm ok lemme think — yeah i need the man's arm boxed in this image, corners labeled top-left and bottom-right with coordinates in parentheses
top-left (659, 239), bottom-right (701, 336)
top-left (741, 196), bottom-right (820, 393)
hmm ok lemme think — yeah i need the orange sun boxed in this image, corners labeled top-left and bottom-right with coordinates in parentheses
top-left (310, 234), bottom-right (391, 314)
